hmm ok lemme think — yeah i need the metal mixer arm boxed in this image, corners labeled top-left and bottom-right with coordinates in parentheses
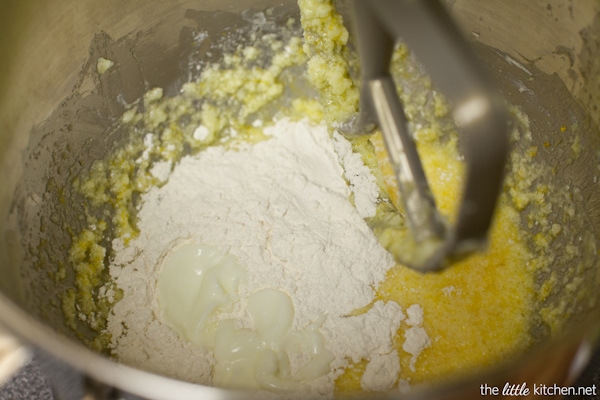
top-left (347, 0), bottom-right (509, 272)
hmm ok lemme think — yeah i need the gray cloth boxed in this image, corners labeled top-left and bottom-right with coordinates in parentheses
top-left (0, 356), bottom-right (54, 400)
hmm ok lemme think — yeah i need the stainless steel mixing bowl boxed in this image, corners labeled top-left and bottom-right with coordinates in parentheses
top-left (1, 0), bottom-right (599, 399)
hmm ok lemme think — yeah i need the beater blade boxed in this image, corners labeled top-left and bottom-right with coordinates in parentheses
top-left (343, 0), bottom-right (509, 272)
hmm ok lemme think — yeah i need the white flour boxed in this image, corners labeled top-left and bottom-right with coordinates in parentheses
top-left (104, 118), bottom-right (429, 397)
top-left (331, 131), bottom-right (379, 219)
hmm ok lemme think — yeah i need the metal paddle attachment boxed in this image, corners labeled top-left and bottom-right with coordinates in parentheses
top-left (341, 0), bottom-right (509, 272)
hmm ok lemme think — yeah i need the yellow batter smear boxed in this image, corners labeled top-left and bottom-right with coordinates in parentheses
top-left (334, 133), bottom-right (534, 393)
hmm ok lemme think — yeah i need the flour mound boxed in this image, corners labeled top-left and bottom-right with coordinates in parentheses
top-left (105, 118), bottom-right (412, 397)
